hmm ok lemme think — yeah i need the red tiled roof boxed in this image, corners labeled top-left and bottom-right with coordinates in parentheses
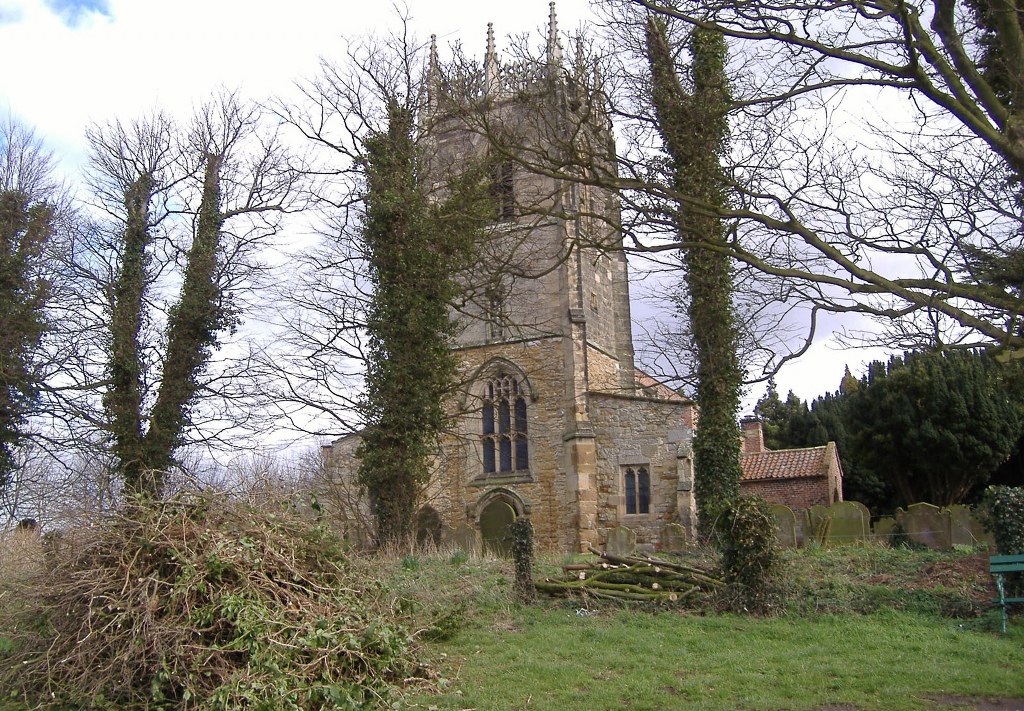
top-left (741, 446), bottom-right (830, 481)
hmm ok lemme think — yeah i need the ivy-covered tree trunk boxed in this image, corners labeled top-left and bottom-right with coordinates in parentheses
top-left (646, 19), bottom-right (743, 539)
top-left (144, 153), bottom-right (227, 487)
top-left (102, 145), bottom-right (230, 498)
top-left (104, 174), bottom-right (155, 492)
top-left (356, 102), bottom-right (486, 545)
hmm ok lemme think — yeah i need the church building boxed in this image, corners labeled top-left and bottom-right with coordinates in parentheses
top-left (324, 5), bottom-right (841, 553)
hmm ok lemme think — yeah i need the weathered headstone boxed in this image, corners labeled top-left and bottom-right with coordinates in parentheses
top-left (605, 525), bottom-right (637, 557)
top-left (804, 504), bottom-right (831, 545)
top-left (873, 516), bottom-right (897, 544)
top-left (899, 502), bottom-right (949, 549)
top-left (659, 523), bottom-right (687, 553)
top-left (945, 505), bottom-right (976, 547)
top-left (770, 504), bottom-right (798, 548)
top-left (452, 522), bottom-right (480, 556)
top-left (969, 512), bottom-right (996, 548)
top-left (439, 525), bottom-right (457, 547)
top-left (415, 506), bottom-right (443, 548)
top-left (824, 501), bottom-right (869, 545)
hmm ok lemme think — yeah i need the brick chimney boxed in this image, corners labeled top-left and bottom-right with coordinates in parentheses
top-left (740, 416), bottom-right (764, 453)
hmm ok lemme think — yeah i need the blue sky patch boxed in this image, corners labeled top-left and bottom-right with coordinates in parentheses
top-left (43, 0), bottom-right (112, 26)
top-left (0, 6), bottom-right (25, 24)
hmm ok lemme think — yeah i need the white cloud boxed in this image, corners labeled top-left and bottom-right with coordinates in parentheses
top-left (0, 0), bottom-right (594, 175)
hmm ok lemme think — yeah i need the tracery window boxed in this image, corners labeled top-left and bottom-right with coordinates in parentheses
top-left (482, 373), bottom-right (529, 474)
top-left (624, 466), bottom-right (651, 515)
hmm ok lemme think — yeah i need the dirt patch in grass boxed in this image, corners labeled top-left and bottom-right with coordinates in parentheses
top-left (811, 697), bottom-right (1024, 710)
top-left (925, 696), bottom-right (1024, 710)
top-left (867, 552), bottom-right (996, 603)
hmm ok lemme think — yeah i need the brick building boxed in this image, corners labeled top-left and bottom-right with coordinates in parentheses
top-left (738, 417), bottom-right (844, 510)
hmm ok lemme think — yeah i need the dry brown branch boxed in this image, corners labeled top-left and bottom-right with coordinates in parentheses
top-left (0, 493), bottom-right (423, 709)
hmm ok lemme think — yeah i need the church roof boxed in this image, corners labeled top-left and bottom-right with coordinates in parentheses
top-left (634, 370), bottom-right (688, 401)
top-left (741, 444), bottom-right (836, 482)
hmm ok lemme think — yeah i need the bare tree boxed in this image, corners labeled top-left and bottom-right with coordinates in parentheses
top-left (586, 0), bottom-right (1024, 355)
top-left (65, 94), bottom-right (302, 496)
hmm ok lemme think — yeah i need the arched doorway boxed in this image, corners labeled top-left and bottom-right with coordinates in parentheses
top-left (479, 499), bottom-right (516, 556)
top-left (415, 506), bottom-right (443, 548)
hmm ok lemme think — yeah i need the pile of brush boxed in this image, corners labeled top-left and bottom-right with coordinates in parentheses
top-left (536, 546), bottom-right (724, 603)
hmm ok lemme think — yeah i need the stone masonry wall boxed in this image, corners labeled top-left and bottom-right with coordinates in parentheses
top-left (588, 393), bottom-right (692, 546)
top-left (442, 336), bottom-right (577, 550)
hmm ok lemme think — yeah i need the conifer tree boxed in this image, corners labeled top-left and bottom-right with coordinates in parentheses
top-left (0, 119), bottom-right (60, 492)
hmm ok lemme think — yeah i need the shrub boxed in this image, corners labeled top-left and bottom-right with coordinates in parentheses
top-left (981, 485), bottom-right (1024, 598)
top-left (980, 485), bottom-right (1024, 555)
top-left (717, 496), bottom-right (779, 613)
top-left (0, 492), bottom-right (421, 709)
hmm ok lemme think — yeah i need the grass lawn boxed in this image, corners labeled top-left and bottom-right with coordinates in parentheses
top-left (395, 547), bottom-right (1024, 711)
top-left (407, 607), bottom-right (1024, 710)
top-left (3, 534), bottom-right (1023, 710)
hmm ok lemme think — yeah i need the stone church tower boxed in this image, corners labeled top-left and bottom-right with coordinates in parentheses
top-left (414, 5), bottom-right (698, 552)
top-left (323, 6), bottom-right (843, 548)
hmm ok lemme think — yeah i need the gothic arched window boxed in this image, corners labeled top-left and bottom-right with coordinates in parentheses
top-left (482, 373), bottom-right (529, 474)
top-left (624, 466), bottom-right (650, 515)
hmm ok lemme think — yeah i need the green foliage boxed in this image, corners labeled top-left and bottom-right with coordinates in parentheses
top-left (356, 101), bottom-right (491, 545)
top-left (509, 517), bottom-right (536, 603)
top-left (646, 19), bottom-right (742, 538)
top-left (981, 485), bottom-right (1024, 554)
top-left (716, 496), bottom-right (779, 612)
top-left (960, 0), bottom-right (1023, 114)
top-left (846, 351), bottom-right (1024, 507)
top-left (0, 190), bottom-right (52, 486)
top-left (0, 494), bottom-right (419, 709)
top-left (757, 351), bottom-right (1024, 512)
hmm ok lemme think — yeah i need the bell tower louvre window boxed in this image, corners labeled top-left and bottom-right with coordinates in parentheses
top-left (490, 161), bottom-right (515, 222)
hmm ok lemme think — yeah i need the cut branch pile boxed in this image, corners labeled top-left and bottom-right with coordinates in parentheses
top-left (0, 493), bottom-right (422, 710)
top-left (536, 545), bottom-right (724, 603)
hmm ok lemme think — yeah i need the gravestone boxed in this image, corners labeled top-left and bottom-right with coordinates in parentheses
top-left (451, 522), bottom-right (480, 556)
top-left (969, 513), bottom-right (995, 547)
top-left (873, 516), bottom-right (897, 544)
top-left (439, 525), bottom-right (457, 547)
top-left (899, 502), bottom-right (949, 549)
top-left (804, 504), bottom-right (831, 545)
top-left (824, 501), bottom-right (869, 545)
top-left (605, 525), bottom-right (637, 557)
top-left (415, 506), bottom-right (443, 548)
top-left (659, 523), bottom-right (687, 553)
top-left (770, 504), bottom-right (798, 548)
top-left (945, 505), bottom-right (976, 547)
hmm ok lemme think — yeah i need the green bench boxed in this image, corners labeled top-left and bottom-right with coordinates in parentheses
top-left (990, 554), bottom-right (1024, 633)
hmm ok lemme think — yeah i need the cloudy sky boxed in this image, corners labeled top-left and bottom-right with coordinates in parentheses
top-left (0, 0), bottom-right (881, 409)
